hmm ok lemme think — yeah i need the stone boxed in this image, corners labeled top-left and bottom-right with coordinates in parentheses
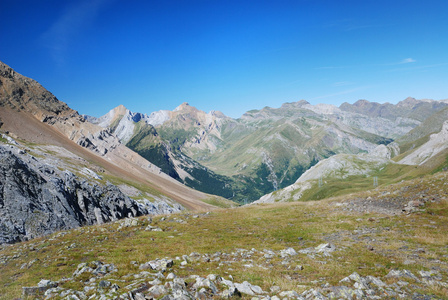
top-left (0, 144), bottom-right (183, 245)
top-left (37, 279), bottom-right (56, 288)
top-left (386, 269), bottom-right (419, 281)
top-left (366, 276), bottom-right (386, 287)
top-left (279, 290), bottom-right (300, 298)
top-left (315, 243), bottom-right (336, 256)
top-left (98, 280), bottom-right (111, 289)
top-left (280, 247), bottom-right (298, 257)
top-left (193, 277), bottom-right (218, 294)
top-left (234, 281), bottom-right (255, 295)
top-left (221, 287), bottom-right (241, 298)
top-left (147, 285), bottom-right (168, 298)
top-left (140, 258), bottom-right (173, 271)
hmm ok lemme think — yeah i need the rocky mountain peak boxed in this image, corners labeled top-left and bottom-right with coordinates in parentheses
top-left (113, 104), bottom-right (128, 115)
top-left (352, 99), bottom-right (376, 107)
top-left (174, 102), bottom-right (193, 112)
top-left (0, 60), bottom-right (76, 119)
top-left (397, 97), bottom-right (419, 108)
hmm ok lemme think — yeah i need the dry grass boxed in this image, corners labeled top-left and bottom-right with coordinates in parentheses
top-left (1, 172), bottom-right (447, 299)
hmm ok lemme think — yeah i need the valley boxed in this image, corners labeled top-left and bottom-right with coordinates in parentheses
top-left (0, 59), bottom-right (447, 299)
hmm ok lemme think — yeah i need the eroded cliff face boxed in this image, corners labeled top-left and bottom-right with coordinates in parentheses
top-left (0, 143), bottom-right (182, 244)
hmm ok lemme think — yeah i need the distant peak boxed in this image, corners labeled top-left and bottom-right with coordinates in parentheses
top-left (280, 100), bottom-right (310, 109)
top-left (353, 99), bottom-right (370, 106)
top-left (112, 104), bottom-right (128, 115)
top-left (174, 102), bottom-right (190, 111)
top-left (403, 96), bottom-right (416, 101)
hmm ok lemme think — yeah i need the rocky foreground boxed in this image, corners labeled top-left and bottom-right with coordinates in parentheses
top-left (21, 237), bottom-right (446, 299)
top-left (0, 137), bottom-right (182, 244)
top-left (1, 171), bottom-right (447, 299)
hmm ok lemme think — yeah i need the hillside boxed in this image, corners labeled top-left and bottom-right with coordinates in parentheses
top-left (90, 97), bottom-right (448, 203)
top-left (255, 105), bottom-right (448, 205)
top-left (0, 60), bottom-right (231, 244)
top-left (0, 170), bottom-right (446, 299)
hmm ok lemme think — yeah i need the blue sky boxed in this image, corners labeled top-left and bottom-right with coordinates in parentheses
top-left (1, 0), bottom-right (447, 118)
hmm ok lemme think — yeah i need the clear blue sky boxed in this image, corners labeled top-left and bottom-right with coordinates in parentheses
top-left (1, 0), bottom-right (447, 118)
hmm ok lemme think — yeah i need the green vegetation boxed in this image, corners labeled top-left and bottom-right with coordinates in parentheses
top-left (199, 197), bottom-right (238, 208)
top-left (157, 127), bottom-right (197, 151)
top-left (184, 166), bottom-right (234, 198)
top-left (126, 122), bottom-right (180, 180)
top-left (1, 172), bottom-right (447, 299)
top-left (101, 173), bottom-right (162, 198)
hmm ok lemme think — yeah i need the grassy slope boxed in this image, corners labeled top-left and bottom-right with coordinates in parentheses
top-left (1, 172), bottom-right (447, 299)
top-left (295, 146), bottom-right (448, 203)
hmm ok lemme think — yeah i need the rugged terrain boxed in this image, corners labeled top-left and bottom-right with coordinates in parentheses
top-left (254, 101), bottom-right (448, 205)
top-left (90, 98), bottom-right (448, 203)
top-left (0, 60), bottom-right (231, 244)
top-left (0, 170), bottom-right (446, 299)
top-left (1, 59), bottom-right (447, 299)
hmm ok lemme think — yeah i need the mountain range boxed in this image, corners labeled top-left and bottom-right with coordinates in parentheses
top-left (86, 95), bottom-right (448, 203)
top-left (1, 58), bottom-right (448, 244)
top-left (0, 60), bottom-right (232, 244)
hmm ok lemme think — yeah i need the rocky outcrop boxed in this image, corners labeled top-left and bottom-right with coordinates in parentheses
top-left (22, 246), bottom-right (447, 299)
top-left (0, 143), bottom-right (182, 244)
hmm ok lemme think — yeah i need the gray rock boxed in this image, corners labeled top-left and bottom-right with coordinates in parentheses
top-left (98, 280), bottom-right (111, 289)
top-left (279, 290), bottom-right (300, 298)
top-left (234, 281), bottom-right (255, 296)
top-left (280, 247), bottom-right (298, 257)
top-left (234, 281), bottom-right (264, 296)
top-left (315, 243), bottom-right (336, 256)
top-left (0, 145), bottom-right (181, 245)
top-left (386, 269), bottom-right (420, 282)
top-left (221, 287), bottom-right (241, 298)
top-left (147, 285), bottom-right (168, 298)
top-left (367, 275), bottom-right (386, 287)
top-left (139, 258), bottom-right (173, 271)
top-left (193, 277), bottom-right (218, 294)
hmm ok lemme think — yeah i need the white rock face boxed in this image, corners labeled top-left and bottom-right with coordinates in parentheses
top-left (369, 143), bottom-right (400, 159)
top-left (399, 121), bottom-right (448, 165)
top-left (147, 110), bottom-right (171, 126)
top-left (113, 112), bottom-right (137, 143)
top-left (297, 153), bottom-right (389, 183)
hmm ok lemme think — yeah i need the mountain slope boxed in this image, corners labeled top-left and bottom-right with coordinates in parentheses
top-left (340, 97), bottom-right (448, 122)
top-left (0, 60), bottom-right (230, 243)
top-left (255, 110), bottom-right (448, 204)
top-left (91, 96), bottom-right (448, 203)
